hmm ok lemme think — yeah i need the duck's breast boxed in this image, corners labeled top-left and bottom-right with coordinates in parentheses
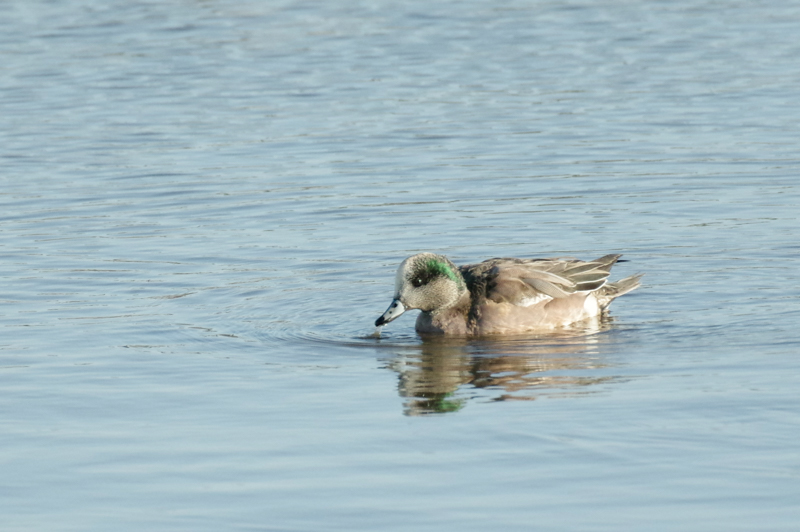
top-left (474, 293), bottom-right (600, 335)
top-left (415, 310), bottom-right (468, 335)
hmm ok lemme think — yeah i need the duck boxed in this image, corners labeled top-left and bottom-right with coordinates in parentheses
top-left (375, 252), bottom-right (642, 336)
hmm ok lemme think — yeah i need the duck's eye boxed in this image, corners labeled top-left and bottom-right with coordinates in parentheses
top-left (411, 277), bottom-right (424, 288)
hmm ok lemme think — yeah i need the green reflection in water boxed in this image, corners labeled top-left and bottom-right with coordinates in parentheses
top-left (384, 316), bottom-right (629, 415)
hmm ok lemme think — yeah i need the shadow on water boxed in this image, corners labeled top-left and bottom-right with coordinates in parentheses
top-left (257, 311), bottom-right (634, 415)
top-left (378, 316), bottom-right (628, 415)
top-left (275, 315), bottom-right (631, 416)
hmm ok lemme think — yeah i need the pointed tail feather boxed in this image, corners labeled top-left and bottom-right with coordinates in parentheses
top-left (597, 273), bottom-right (643, 309)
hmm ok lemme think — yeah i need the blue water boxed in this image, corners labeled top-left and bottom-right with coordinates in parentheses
top-left (2, 1), bottom-right (800, 530)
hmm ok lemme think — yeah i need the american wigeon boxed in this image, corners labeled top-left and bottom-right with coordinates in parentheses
top-left (375, 252), bottom-right (642, 335)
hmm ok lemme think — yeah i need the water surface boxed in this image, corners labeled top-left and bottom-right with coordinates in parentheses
top-left (2, 1), bottom-right (800, 530)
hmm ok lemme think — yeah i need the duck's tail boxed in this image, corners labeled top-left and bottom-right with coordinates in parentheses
top-left (597, 273), bottom-right (643, 310)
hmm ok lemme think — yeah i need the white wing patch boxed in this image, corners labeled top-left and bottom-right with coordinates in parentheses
top-left (518, 293), bottom-right (553, 307)
top-left (583, 294), bottom-right (600, 316)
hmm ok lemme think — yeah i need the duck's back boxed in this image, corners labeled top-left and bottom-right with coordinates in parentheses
top-left (459, 255), bottom-right (637, 334)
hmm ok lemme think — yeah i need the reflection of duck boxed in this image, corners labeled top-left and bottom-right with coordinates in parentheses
top-left (376, 253), bottom-right (642, 335)
top-left (387, 317), bottom-right (623, 415)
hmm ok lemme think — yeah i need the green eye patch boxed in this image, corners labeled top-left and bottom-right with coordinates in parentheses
top-left (423, 258), bottom-right (464, 289)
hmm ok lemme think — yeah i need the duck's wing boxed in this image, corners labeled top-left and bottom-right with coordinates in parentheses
top-left (478, 254), bottom-right (622, 305)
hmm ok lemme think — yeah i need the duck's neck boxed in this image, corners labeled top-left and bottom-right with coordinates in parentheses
top-left (416, 291), bottom-right (472, 335)
top-left (435, 289), bottom-right (471, 315)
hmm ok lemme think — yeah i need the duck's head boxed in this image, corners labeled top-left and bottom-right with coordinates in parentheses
top-left (375, 253), bottom-right (466, 327)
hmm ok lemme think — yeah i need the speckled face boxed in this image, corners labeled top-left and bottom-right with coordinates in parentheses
top-left (395, 253), bottom-right (464, 312)
top-left (376, 253), bottom-right (467, 328)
